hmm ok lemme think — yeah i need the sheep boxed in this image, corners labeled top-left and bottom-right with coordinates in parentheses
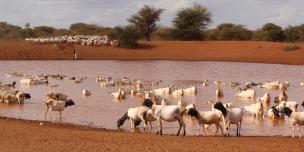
top-left (257, 93), bottom-right (271, 105)
top-left (20, 78), bottom-right (48, 85)
top-left (111, 88), bottom-right (125, 100)
top-left (187, 107), bottom-right (227, 136)
top-left (213, 102), bottom-right (244, 136)
top-left (143, 99), bottom-right (186, 136)
top-left (172, 88), bottom-right (184, 97)
top-left (15, 91), bottom-right (31, 104)
top-left (278, 91), bottom-right (288, 103)
top-left (243, 102), bottom-right (264, 117)
top-left (82, 89), bottom-right (91, 96)
top-left (228, 81), bottom-right (241, 88)
top-left (1, 81), bottom-right (16, 88)
top-left (0, 93), bottom-right (18, 104)
top-left (183, 86), bottom-right (197, 96)
top-left (267, 106), bottom-right (281, 121)
top-left (45, 99), bottom-right (75, 120)
top-left (215, 87), bottom-right (224, 98)
top-left (235, 89), bottom-right (256, 99)
top-left (276, 101), bottom-right (298, 112)
top-left (145, 91), bottom-right (163, 105)
top-left (25, 35), bottom-right (116, 47)
top-left (117, 106), bottom-right (151, 131)
top-left (0, 90), bottom-right (30, 104)
top-left (214, 80), bottom-right (224, 86)
top-left (153, 86), bottom-right (173, 96)
top-left (46, 92), bottom-right (68, 101)
top-left (281, 105), bottom-right (304, 138)
top-left (261, 81), bottom-right (280, 89)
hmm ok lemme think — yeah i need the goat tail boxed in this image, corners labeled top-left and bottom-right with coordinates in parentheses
top-left (117, 112), bottom-right (129, 128)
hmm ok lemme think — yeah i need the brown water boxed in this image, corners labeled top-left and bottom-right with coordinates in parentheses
top-left (1, 60), bottom-right (304, 136)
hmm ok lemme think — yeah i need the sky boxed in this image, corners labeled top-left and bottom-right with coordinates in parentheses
top-left (0, 0), bottom-right (303, 30)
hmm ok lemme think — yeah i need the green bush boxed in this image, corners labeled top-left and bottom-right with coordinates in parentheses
top-left (151, 27), bottom-right (173, 40)
top-left (206, 23), bottom-right (252, 40)
top-left (254, 23), bottom-right (285, 42)
top-left (114, 25), bottom-right (140, 48)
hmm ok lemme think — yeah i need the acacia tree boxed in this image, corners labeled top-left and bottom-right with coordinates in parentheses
top-left (172, 3), bottom-right (211, 40)
top-left (254, 23), bottom-right (285, 42)
top-left (128, 5), bottom-right (163, 41)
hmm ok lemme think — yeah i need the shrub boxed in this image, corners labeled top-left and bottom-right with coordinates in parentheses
top-left (254, 23), bottom-right (285, 42)
top-left (283, 45), bottom-right (301, 51)
top-left (114, 25), bottom-right (140, 48)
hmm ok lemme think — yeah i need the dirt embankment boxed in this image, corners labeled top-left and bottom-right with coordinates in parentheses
top-left (0, 41), bottom-right (304, 64)
top-left (0, 117), bottom-right (303, 152)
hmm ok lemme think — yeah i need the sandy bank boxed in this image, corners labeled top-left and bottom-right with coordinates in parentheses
top-left (0, 117), bottom-right (303, 152)
top-left (0, 41), bottom-right (304, 65)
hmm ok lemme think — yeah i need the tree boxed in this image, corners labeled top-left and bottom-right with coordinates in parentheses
top-left (253, 23), bottom-right (285, 42)
top-left (211, 23), bottom-right (252, 40)
top-left (25, 23), bottom-right (31, 29)
top-left (128, 5), bottom-right (163, 41)
top-left (171, 3), bottom-right (211, 40)
top-left (114, 25), bottom-right (140, 48)
top-left (33, 26), bottom-right (56, 37)
top-left (284, 26), bottom-right (301, 42)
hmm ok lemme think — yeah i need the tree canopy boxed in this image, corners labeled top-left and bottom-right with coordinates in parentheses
top-left (171, 3), bottom-right (211, 40)
top-left (128, 5), bottom-right (163, 41)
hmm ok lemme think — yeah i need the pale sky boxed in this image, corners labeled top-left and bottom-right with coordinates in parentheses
top-left (0, 0), bottom-right (303, 29)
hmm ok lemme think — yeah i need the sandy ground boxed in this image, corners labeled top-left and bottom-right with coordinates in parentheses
top-left (0, 117), bottom-right (303, 152)
top-left (1, 41), bottom-right (304, 64)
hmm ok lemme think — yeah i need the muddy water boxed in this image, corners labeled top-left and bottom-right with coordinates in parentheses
top-left (1, 60), bottom-right (304, 136)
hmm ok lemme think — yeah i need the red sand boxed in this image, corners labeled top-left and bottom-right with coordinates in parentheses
top-left (0, 41), bottom-right (304, 64)
top-left (1, 117), bottom-right (304, 152)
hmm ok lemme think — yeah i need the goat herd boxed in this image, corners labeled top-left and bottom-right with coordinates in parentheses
top-left (1, 72), bottom-right (304, 138)
top-left (24, 35), bottom-right (119, 47)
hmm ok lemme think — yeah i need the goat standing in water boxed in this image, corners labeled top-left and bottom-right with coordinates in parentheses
top-left (45, 99), bottom-right (75, 121)
top-left (143, 99), bottom-right (186, 136)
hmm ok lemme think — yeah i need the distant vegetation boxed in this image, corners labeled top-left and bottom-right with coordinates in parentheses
top-left (283, 45), bottom-right (301, 51)
top-left (1, 3), bottom-right (304, 44)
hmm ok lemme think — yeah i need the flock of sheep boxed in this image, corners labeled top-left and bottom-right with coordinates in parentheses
top-left (24, 35), bottom-right (119, 47)
top-left (1, 72), bottom-right (304, 138)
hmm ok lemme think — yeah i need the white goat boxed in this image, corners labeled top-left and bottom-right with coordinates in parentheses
top-left (117, 106), bottom-right (151, 131)
top-left (183, 86), bottom-right (197, 96)
top-left (213, 102), bottom-right (244, 136)
top-left (244, 102), bottom-right (264, 117)
top-left (235, 89), bottom-right (256, 99)
top-left (187, 107), bottom-right (227, 136)
top-left (82, 89), bottom-right (91, 96)
top-left (172, 88), bottom-right (184, 97)
top-left (143, 99), bottom-right (186, 136)
top-left (215, 87), bottom-right (224, 98)
top-left (153, 86), bottom-right (173, 95)
top-left (45, 99), bottom-right (75, 120)
top-left (257, 93), bottom-right (271, 104)
top-left (281, 105), bottom-right (304, 138)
